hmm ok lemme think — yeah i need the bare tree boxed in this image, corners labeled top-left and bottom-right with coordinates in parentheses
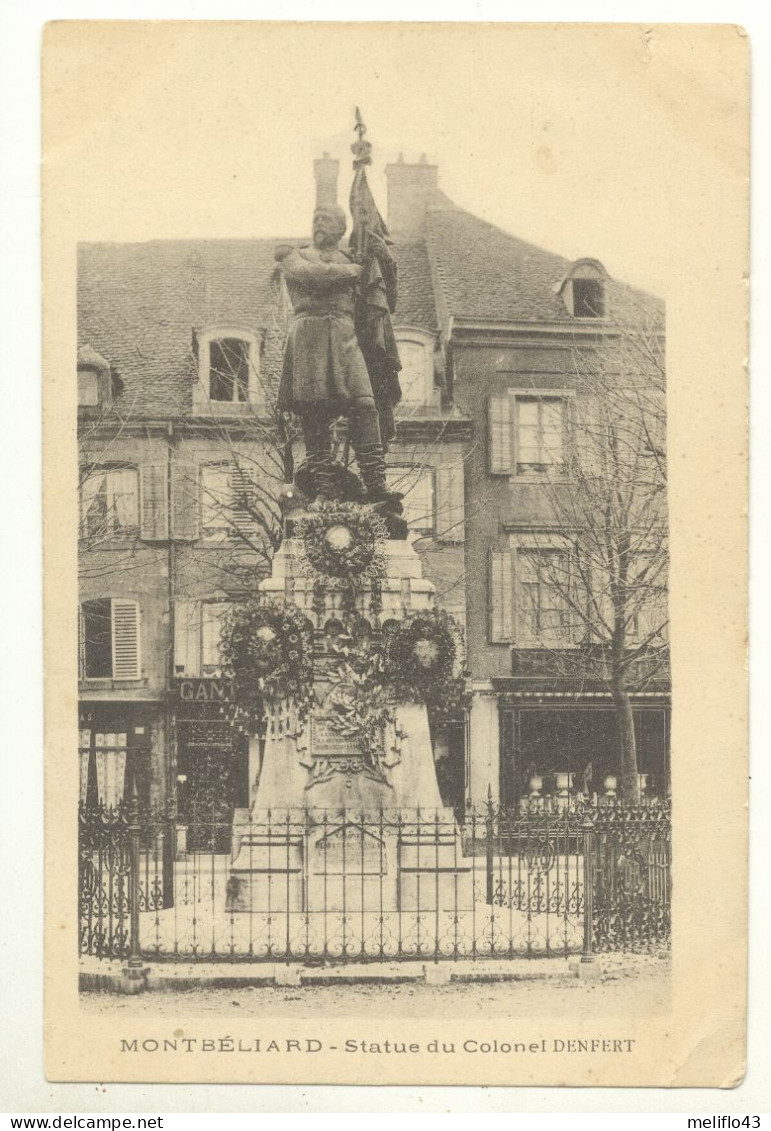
top-left (517, 295), bottom-right (668, 802)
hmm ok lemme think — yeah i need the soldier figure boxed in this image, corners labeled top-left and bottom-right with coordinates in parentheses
top-left (276, 202), bottom-right (401, 507)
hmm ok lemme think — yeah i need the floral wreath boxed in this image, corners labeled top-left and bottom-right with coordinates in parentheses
top-left (219, 599), bottom-right (315, 731)
top-left (382, 607), bottom-right (467, 724)
top-left (294, 502), bottom-right (388, 587)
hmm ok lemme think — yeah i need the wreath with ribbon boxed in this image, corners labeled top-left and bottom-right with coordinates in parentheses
top-left (294, 502), bottom-right (388, 586)
top-left (382, 608), bottom-right (467, 724)
top-left (219, 599), bottom-right (315, 731)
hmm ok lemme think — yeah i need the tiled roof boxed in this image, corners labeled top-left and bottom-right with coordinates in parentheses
top-left (77, 216), bottom-right (660, 416)
top-left (78, 240), bottom-right (285, 417)
top-left (426, 209), bottom-right (573, 325)
top-left (391, 242), bottom-right (438, 332)
top-left (425, 207), bottom-right (662, 329)
top-left (78, 237), bottom-right (440, 416)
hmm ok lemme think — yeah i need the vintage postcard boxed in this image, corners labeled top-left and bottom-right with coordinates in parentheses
top-left (43, 22), bottom-right (748, 1087)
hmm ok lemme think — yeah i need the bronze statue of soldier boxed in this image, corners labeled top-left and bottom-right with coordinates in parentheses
top-left (275, 201), bottom-right (402, 509)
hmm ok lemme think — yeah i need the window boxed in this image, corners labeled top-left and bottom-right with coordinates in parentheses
top-left (80, 598), bottom-right (141, 680)
top-left (515, 398), bottom-right (566, 474)
top-left (80, 466), bottom-right (139, 538)
top-left (559, 259), bottom-right (608, 319)
top-left (209, 338), bottom-right (250, 402)
top-left (200, 463), bottom-right (261, 542)
top-left (626, 552), bottom-right (668, 644)
top-left (78, 370), bottom-right (99, 406)
top-left (572, 279), bottom-right (605, 318)
top-left (394, 329), bottom-right (439, 409)
top-left (385, 466), bottom-right (435, 534)
top-left (398, 341), bottom-right (430, 405)
top-left (201, 602), bottom-right (229, 674)
top-left (517, 549), bottom-right (571, 642)
top-left (488, 391), bottom-right (572, 478)
top-left (194, 327), bottom-right (262, 412)
top-left (489, 538), bottom-right (576, 645)
top-left (77, 345), bottom-right (111, 408)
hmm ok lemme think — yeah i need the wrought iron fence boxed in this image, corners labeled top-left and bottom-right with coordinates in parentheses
top-left (78, 799), bottom-right (670, 964)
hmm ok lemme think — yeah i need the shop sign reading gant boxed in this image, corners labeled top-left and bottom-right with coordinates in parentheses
top-left (175, 677), bottom-right (234, 703)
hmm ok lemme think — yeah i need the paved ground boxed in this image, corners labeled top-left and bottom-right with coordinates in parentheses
top-left (80, 953), bottom-right (670, 1018)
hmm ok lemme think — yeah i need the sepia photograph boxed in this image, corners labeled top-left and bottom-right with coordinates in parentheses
top-left (40, 21), bottom-right (748, 1089)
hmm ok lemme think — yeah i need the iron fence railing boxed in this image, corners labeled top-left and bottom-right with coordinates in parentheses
top-left (78, 798), bottom-right (670, 964)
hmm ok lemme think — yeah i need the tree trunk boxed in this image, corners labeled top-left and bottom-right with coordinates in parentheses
top-left (612, 678), bottom-right (640, 803)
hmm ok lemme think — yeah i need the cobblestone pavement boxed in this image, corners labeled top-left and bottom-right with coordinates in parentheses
top-left (80, 954), bottom-right (670, 1018)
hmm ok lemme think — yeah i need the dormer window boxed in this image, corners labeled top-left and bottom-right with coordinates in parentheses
top-left (77, 344), bottom-right (112, 409)
top-left (194, 326), bottom-right (263, 413)
top-left (572, 278), bottom-right (605, 318)
top-left (78, 370), bottom-right (99, 406)
top-left (559, 259), bottom-right (608, 320)
top-left (394, 328), bottom-right (439, 409)
top-left (209, 338), bottom-right (250, 402)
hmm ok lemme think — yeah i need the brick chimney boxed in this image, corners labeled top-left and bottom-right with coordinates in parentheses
top-left (385, 153), bottom-right (439, 240)
top-left (313, 152), bottom-right (340, 208)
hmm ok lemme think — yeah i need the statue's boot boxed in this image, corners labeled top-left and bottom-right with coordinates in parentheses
top-left (356, 443), bottom-right (404, 514)
top-left (306, 452), bottom-right (338, 502)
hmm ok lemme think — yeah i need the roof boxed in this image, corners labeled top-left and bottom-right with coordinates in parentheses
top-left (425, 207), bottom-right (662, 331)
top-left (78, 237), bottom-right (441, 417)
top-left (78, 239), bottom-right (284, 417)
top-left (77, 208), bottom-right (661, 417)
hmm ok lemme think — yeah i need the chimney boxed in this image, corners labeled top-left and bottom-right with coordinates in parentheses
top-left (313, 152), bottom-right (340, 207)
top-left (385, 153), bottom-right (439, 240)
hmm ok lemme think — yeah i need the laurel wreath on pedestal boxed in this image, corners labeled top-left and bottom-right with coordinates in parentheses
top-left (382, 608), bottom-right (468, 724)
top-left (294, 502), bottom-right (389, 586)
top-left (219, 599), bottom-right (315, 731)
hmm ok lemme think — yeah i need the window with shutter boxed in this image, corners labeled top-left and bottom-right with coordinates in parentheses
top-left (488, 395), bottom-right (512, 475)
top-left (81, 598), bottom-right (140, 679)
top-left (111, 600), bottom-right (141, 679)
top-left (229, 466), bottom-right (261, 540)
top-left (201, 463), bottom-right (261, 542)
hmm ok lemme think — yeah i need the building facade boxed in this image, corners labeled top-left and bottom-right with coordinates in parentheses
top-left (77, 155), bottom-right (669, 829)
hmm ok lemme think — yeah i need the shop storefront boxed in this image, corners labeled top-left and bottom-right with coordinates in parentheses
top-left (173, 677), bottom-right (255, 851)
top-left (78, 702), bottom-right (160, 808)
top-left (499, 696), bottom-right (670, 808)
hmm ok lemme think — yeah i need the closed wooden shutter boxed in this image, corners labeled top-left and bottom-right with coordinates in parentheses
top-left (174, 600), bottom-right (201, 676)
top-left (229, 466), bottom-right (260, 540)
top-left (488, 394), bottom-right (512, 475)
top-left (140, 464), bottom-right (169, 541)
top-left (111, 600), bottom-right (140, 680)
top-left (436, 463), bottom-right (465, 542)
top-left (489, 549), bottom-right (514, 643)
top-left (171, 461), bottom-right (199, 541)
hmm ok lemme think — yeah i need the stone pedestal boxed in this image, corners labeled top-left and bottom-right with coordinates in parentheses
top-left (227, 510), bottom-right (472, 914)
